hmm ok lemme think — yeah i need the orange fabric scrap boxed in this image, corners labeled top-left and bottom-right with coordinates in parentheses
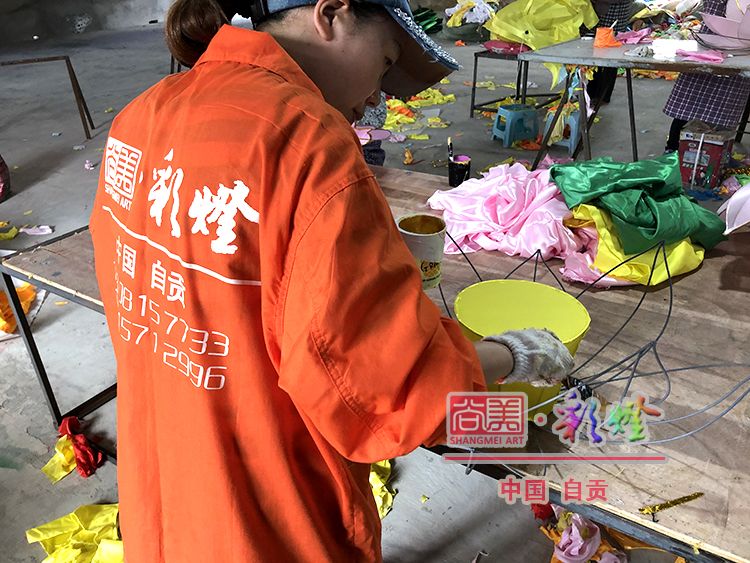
top-left (594, 27), bottom-right (622, 48)
top-left (455, 40), bottom-right (466, 46)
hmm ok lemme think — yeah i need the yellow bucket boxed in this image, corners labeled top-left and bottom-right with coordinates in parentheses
top-left (454, 280), bottom-right (591, 417)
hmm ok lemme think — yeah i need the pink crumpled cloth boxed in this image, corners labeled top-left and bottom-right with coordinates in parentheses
top-left (426, 163), bottom-right (579, 260)
top-left (676, 49), bottom-right (726, 63)
top-left (616, 28), bottom-right (653, 44)
top-left (426, 163), bottom-right (631, 288)
top-left (560, 226), bottom-right (634, 287)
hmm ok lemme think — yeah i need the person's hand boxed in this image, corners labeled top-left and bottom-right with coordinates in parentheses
top-left (483, 329), bottom-right (574, 385)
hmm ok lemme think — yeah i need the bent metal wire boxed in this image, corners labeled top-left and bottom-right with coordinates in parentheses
top-left (438, 232), bottom-right (750, 447)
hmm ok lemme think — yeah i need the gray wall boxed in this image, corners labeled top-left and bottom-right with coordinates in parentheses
top-left (0, 0), bottom-right (173, 44)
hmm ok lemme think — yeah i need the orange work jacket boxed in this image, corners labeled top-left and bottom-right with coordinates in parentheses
top-left (90, 25), bottom-right (484, 563)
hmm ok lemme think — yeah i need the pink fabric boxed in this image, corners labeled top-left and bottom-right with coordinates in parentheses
top-left (552, 508), bottom-right (601, 563)
top-left (560, 227), bottom-right (634, 287)
top-left (426, 163), bottom-right (631, 288)
top-left (483, 40), bottom-right (529, 54)
top-left (426, 163), bottom-right (579, 260)
top-left (616, 29), bottom-right (653, 44)
top-left (676, 49), bottom-right (726, 63)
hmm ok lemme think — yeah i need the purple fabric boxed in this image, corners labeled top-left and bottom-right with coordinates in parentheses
top-left (664, 0), bottom-right (750, 127)
top-left (675, 49), bottom-right (726, 63)
top-left (616, 28), bottom-right (652, 44)
top-left (426, 163), bottom-right (579, 260)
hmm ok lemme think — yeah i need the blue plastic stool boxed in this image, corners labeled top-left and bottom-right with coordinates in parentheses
top-left (543, 110), bottom-right (582, 156)
top-left (491, 104), bottom-right (539, 148)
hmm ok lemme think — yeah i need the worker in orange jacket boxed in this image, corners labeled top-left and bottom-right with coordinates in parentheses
top-left (89, 0), bottom-right (573, 560)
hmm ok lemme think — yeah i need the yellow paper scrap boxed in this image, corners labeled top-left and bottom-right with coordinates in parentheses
top-left (403, 148), bottom-right (415, 165)
top-left (26, 504), bottom-right (123, 563)
top-left (420, 495), bottom-right (429, 503)
top-left (369, 460), bottom-right (396, 519)
top-left (0, 226), bottom-right (18, 241)
top-left (23, 210), bottom-right (33, 216)
top-left (55, 301), bottom-right (69, 306)
top-left (440, 78), bottom-right (451, 85)
top-left (407, 88), bottom-right (456, 108)
top-left (447, 1), bottom-right (475, 27)
top-left (41, 435), bottom-right (77, 483)
top-left (408, 134), bottom-right (430, 141)
top-left (0, 282), bottom-right (36, 333)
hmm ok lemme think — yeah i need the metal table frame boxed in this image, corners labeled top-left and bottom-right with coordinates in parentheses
top-left (520, 39), bottom-right (750, 169)
top-left (1, 56), bottom-right (95, 140)
top-left (0, 227), bottom-right (116, 458)
top-left (469, 50), bottom-right (560, 118)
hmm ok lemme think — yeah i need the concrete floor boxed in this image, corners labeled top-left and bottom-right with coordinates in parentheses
top-left (0, 26), bottom-right (679, 562)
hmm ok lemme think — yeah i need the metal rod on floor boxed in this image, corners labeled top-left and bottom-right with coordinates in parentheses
top-left (521, 61), bottom-right (529, 105)
top-left (64, 56), bottom-right (92, 139)
top-left (625, 68), bottom-right (639, 161)
top-left (1, 273), bottom-right (63, 426)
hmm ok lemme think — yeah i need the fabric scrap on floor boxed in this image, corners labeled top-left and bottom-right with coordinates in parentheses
top-left (427, 163), bottom-right (579, 260)
top-left (550, 153), bottom-right (726, 254)
top-left (59, 417), bottom-right (106, 478)
top-left (0, 281), bottom-right (36, 333)
top-left (26, 504), bottom-right (123, 563)
top-left (41, 435), bottom-right (77, 483)
top-left (369, 460), bottom-right (396, 519)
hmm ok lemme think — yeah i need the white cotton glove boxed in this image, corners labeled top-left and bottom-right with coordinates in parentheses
top-left (483, 329), bottom-right (574, 385)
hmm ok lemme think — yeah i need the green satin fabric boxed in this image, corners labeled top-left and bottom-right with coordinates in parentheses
top-left (550, 153), bottom-right (726, 254)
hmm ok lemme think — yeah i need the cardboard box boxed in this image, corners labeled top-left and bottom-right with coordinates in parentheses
top-left (679, 120), bottom-right (735, 189)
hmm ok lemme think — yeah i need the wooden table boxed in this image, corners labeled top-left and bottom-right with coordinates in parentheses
top-left (374, 166), bottom-right (750, 563)
top-left (2, 167), bottom-right (749, 561)
top-left (518, 39), bottom-right (750, 166)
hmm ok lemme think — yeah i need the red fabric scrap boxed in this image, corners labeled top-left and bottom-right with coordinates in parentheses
top-left (531, 502), bottom-right (555, 522)
top-left (58, 416), bottom-right (105, 477)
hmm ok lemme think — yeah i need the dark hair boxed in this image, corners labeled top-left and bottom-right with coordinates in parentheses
top-left (166, 0), bottom-right (387, 67)
top-left (165, 0), bottom-right (237, 67)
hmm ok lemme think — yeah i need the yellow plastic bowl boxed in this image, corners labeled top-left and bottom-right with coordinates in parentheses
top-left (455, 280), bottom-right (591, 418)
top-left (454, 279), bottom-right (590, 355)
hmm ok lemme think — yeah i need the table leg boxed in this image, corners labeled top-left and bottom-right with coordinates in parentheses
top-left (515, 60), bottom-right (523, 101)
top-left (470, 52), bottom-right (480, 118)
top-left (576, 70), bottom-right (592, 161)
top-left (1, 273), bottom-right (63, 426)
top-left (625, 68), bottom-right (639, 161)
top-left (521, 61), bottom-right (529, 105)
top-left (736, 95), bottom-right (750, 143)
top-left (532, 71), bottom-right (572, 170)
top-left (64, 57), bottom-right (93, 140)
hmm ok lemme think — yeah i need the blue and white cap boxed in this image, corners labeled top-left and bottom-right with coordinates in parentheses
top-left (248, 0), bottom-right (459, 97)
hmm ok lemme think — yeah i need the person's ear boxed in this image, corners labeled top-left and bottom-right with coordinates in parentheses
top-left (312, 0), bottom-right (353, 41)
